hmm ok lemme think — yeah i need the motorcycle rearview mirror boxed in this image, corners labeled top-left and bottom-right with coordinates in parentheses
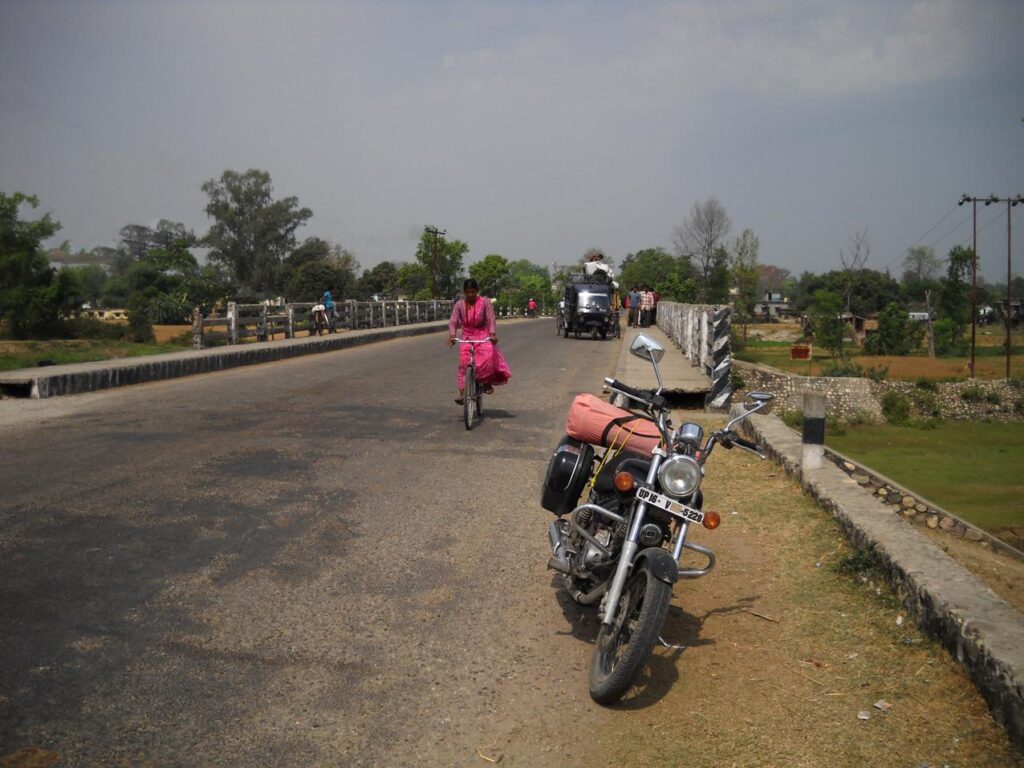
top-left (629, 334), bottom-right (665, 364)
top-left (744, 391), bottom-right (774, 410)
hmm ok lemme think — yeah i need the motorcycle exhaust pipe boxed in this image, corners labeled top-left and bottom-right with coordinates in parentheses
top-left (547, 520), bottom-right (571, 575)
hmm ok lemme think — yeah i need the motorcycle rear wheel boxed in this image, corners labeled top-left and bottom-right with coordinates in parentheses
top-left (588, 560), bottom-right (671, 704)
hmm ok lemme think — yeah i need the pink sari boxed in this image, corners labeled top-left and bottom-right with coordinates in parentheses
top-left (449, 297), bottom-right (512, 390)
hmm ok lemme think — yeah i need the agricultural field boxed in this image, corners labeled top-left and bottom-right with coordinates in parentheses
top-left (735, 330), bottom-right (1024, 381)
top-left (828, 421), bottom-right (1024, 545)
top-left (0, 329), bottom-right (190, 371)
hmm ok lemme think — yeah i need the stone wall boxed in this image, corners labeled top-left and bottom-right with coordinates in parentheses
top-left (733, 360), bottom-right (883, 421)
top-left (734, 360), bottom-right (1023, 423)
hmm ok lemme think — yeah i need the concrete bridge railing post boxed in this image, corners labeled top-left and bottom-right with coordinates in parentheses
top-left (227, 302), bottom-right (239, 346)
top-left (801, 393), bottom-right (826, 470)
top-left (191, 306), bottom-right (204, 350)
top-left (657, 301), bottom-right (733, 408)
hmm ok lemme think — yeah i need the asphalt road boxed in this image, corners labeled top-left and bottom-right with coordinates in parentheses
top-left (0, 319), bottom-right (621, 767)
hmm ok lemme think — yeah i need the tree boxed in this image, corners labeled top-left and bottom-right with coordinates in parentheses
top-left (0, 192), bottom-right (81, 338)
top-left (469, 254), bottom-right (510, 298)
top-left (618, 247), bottom-right (698, 301)
top-left (809, 289), bottom-right (845, 357)
top-left (673, 198), bottom-right (732, 303)
top-left (794, 268), bottom-right (901, 317)
top-left (396, 262), bottom-right (429, 299)
top-left (285, 259), bottom-right (354, 303)
top-left (731, 229), bottom-right (760, 334)
top-left (901, 245), bottom-right (942, 302)
top-left (868, 301), bottom-right (913, 355)
top-left (937, 244), bottom-right (972, 353)
top-left (902, 245), bottom-right (941, 284)
top-left (283, 237), bottom-right (332, 285)
top-left (415, 227), bottom-right (467, 298)
top-left (73, 264), bottom-right (108, 307)
top-left (838, 229), bottom-right (871, 312)
top-left (358, 261), bottom-right (400, 299)
top-left (706, 245), bottom-right (731, 304)
top-left (201, 169), bottom-right (313, 294)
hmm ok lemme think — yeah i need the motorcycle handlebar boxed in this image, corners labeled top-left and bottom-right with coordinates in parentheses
top-left (603, 378), bottom-right (667, 410)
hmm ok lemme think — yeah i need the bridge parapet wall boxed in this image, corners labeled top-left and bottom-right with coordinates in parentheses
top-left (657, 302), bottom-right (732, 408)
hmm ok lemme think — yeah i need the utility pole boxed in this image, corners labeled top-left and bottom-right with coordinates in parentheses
top-left (1008, 196), bottom-right (1022, 379)
top-left (424, 226), bottom-right (446, 298)
top-left (958, 195), bottom-right (979, 377)
top-left (960, 194), bottom-right (1023, 379)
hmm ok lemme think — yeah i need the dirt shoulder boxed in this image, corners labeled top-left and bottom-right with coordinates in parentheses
top-left (598, 413), bottom-right (1020, 767)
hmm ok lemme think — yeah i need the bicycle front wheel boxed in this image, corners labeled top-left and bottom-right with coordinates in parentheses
top-left (464, 367), bottom-right (476, 430)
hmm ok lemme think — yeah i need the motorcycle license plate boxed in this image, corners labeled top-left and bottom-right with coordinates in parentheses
top-left (636, 486), bottom-right (704, 525)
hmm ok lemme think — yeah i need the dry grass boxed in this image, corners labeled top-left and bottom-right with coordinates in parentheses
top-left (602, 415), bottom-right (1020, 767)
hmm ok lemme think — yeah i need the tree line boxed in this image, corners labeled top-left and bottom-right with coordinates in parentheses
top-left (3, 178), bottom-right (1013, 357)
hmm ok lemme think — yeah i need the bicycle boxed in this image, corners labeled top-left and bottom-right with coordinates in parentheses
top-left (456, 339), bottom-right (491, 430)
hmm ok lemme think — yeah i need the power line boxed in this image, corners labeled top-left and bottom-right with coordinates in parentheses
top-left (926, 210), bottom-right (974, 251)
top-left (882, 203), bottom-right (961, 272)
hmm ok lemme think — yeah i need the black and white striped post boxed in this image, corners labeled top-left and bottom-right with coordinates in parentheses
top-left (801, 393), bottom-right (826, 470)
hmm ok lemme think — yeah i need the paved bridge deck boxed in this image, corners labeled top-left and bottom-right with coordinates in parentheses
top-left (612, 325), bottom-right (711, 395)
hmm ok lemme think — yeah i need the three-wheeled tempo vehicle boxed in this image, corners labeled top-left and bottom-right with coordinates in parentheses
top-left (557, 274), bottom-right (620, 340)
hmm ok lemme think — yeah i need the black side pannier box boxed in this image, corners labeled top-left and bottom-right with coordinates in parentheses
top-left (541, 436), bottom-right (594, 516)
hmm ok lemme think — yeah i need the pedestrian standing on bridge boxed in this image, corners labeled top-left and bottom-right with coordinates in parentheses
top-left (639, 286), bottom-right (654, 328)
top-left (448, 278), bottom-right (512, 405)
top-left (627, 285), bottom-right (640, 328)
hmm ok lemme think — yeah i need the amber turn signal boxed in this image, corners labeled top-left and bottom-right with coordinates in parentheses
top-left (702, 510), bottom-right (721, 530)
top-left (614, 471), bottom-right (636, 493)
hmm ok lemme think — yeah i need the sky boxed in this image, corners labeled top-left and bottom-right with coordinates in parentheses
top-left (1, 0), bottom-right (1023, 284)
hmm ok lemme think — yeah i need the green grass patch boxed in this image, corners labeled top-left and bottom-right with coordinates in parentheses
top-left (0, 340), bottom-right (189, 371)
top-left (828, 421), bottom-right (1024, 531)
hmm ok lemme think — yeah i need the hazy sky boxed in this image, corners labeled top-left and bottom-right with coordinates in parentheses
top-left (2, 0), bottom-right (1022, 282)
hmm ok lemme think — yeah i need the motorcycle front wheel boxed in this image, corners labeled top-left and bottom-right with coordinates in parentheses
top-left (588, 560), bottom-right (672, 704)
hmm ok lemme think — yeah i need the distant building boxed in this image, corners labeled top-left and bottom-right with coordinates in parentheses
top-left (752, 291), bottom-right (798, 321)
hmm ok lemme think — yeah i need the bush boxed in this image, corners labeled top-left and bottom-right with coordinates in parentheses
top-left (782, 409), bottom-right (803, 430)
top-left (881, 391), bottom-right (911, 425)
top-left (960, 385), bottom-right (984, 403)
top-left (64, 317), bottom-right (126, 340)
top-left (911, 389), bottom-right (940, 417)
top-left (914, 377), bottom-right (938, 391)
top-left (1014, 399), bottom-right (1024, 416)
top-left (985, 391), bottom-right (1002, 405)
top-left (125, 294), bottom-right (154, 343)
top-left (729, 368), bottom-right (746, 391)
top-left (820, 359), bottom-right (888, 380)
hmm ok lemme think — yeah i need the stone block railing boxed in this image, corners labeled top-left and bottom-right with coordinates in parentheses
top-left (192, 300), bottom-right (453, 350)
top-left (657, 302), bottom-right (732, 407)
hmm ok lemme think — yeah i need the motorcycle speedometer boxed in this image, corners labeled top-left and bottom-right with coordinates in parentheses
top-left (657, 455), bottom-right (702, 498)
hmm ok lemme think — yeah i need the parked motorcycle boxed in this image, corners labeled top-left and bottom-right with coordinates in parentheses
top-left (541, 333), bottom-right (773, 704)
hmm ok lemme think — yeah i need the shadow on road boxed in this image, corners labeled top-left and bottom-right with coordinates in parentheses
top-left (548, 574), bottom-right (763, 709)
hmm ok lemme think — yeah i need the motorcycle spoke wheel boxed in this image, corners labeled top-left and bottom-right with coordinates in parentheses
top-left (589, 561), bottom-right (672, 705)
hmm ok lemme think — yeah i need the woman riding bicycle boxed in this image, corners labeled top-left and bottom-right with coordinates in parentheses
top-left (447, 278), bottom-right (511, 404)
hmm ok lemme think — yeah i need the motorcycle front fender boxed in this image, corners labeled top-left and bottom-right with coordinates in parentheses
top-left (634, 546), bottom-right (679, 585)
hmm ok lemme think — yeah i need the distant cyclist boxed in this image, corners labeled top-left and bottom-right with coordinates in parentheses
top-left (447, 279), bottom-right (511, 404)
top-left (322, 287), bottom-right (336, 322)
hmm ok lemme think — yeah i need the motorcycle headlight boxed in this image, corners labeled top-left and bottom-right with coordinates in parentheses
top-left (657, 455), bottom-right (702, 498)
